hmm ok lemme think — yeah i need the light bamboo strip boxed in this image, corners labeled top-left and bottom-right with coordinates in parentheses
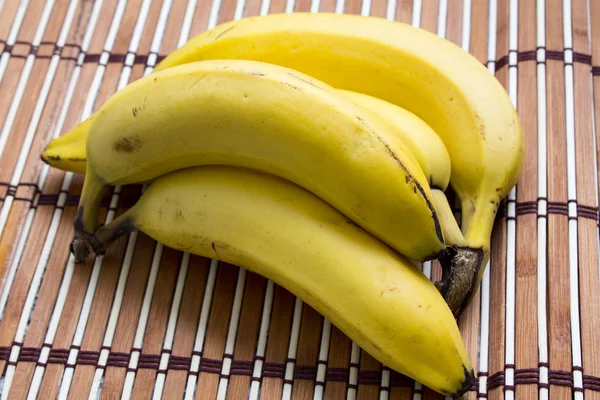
top-left (0, 0), bottom-right (32, 85)
top-left (535, 2), bottom-right (549, 398)
top-left (562, 0), bottom-right (584, 396)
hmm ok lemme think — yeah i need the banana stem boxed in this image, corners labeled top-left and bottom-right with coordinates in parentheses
top-left (437, 247), bottom-right (484, 317)
top-left (92, 211), bottom-right (138, 257)
top-left (436, 195), bottom-right (497, 316)
top-left (72, 167), bottom-right (108, 263)
top-left (432, 189), bottom-right (492, 316)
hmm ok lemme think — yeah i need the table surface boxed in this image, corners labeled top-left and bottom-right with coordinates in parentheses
top-left (0, 0), bottom-right (599, 399)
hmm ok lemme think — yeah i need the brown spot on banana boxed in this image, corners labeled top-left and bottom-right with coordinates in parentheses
top-left (113, 135), bottom-right (142, 153)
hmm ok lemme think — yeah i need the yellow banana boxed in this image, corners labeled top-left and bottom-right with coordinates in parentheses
top-left (90, 165), bottom-right (475, 396)
top-left (42, 90), bottom-right (454, 190)
top-left (43, 88), bottom-right (463, 248)
top-left (41, 89), bottom-right (460, 240)
top-left (71, 59), bottom-right (443, 266)
top-left (49, 12), bottom-right (523, 315)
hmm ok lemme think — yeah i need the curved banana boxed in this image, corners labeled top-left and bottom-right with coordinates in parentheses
top-left (90, 165), bottom-right (475, 396)
top-left (42, 90), bottom-right (454, 190)
top-left (41, 90), bottom-right (459, 229)
top-left (42, 89), bottom-right (463, 247)
top-left (51, 12), bottom-right (523, 315)
top-left (71, 59), bottom-right (444, 265)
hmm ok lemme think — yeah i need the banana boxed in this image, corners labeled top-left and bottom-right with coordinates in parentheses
top-left (49, 12), bottom-right (523, 315)
top-left (89, 165), bottom-right (475, 396)
top-left (42, 90), bottom-right (454, 189)
top-left (71, 59), bottom-right (444, 266)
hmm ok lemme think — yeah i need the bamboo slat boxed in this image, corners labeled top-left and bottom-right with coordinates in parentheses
top-left (1, 0), bottom-right (600, 399)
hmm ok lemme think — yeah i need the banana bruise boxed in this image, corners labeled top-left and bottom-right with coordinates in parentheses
top-left (91, 165), bottom-right (475, 396)
top-left (72, 60), bottom-right (444, 265)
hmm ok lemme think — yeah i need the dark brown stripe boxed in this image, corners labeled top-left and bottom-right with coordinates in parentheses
top-left (514, 368), bottom-right (539, 385)
top-left (262, 362), bottom-right (285, 379)
top-left (0, 38), bottom-right (167, 64)
top-left (495, 54), bottom-right (509, 70)
top-left (573, 53), bottom-right (592, 64)
top-left (230, 359), bottom-right (254, 376)
top-left (325, 367), bottom-right (350, 383)
top-left (487, 371), bottom-right (505, 390)
top-left (2, 344), bottom-right (600, 392)
top-left (198, 357), bottom-right (223, 374)
top-left (518, 50), bottom-right (536, 62)
top-left (7, 188), bottom-right (600, 226)
top-left (389, 371), bottom-right (413, 388)
top-left (357, 370), bottom-right (381, 386)
top-left (547, 50), bottom-right (567, 61)
top-left (293, 365), bottom-right (317, 381)
top-left (493, 48), bottom-right (592, 70)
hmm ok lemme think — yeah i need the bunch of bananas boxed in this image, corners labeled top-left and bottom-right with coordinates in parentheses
top-left (41, 12), bottom-right (524, 396)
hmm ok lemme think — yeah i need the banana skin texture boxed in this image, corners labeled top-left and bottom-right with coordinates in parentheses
top-left (48, 12), bottom-right (524, 315)
top-left (90, 165), bottom-right (475, 396)
top-left (71, 59), bottom-right (444, 266)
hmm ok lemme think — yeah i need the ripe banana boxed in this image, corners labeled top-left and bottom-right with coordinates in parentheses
top-left (71, 59), bottom-right (444, 266)
top-left (42, 91), bottom-right (454, 191)
top-left (89, 165), bottom-right (475, 396)
top-left (52, 12), bottom-right (523, 315)
top-left (43, 87), bottom-right (465, 252)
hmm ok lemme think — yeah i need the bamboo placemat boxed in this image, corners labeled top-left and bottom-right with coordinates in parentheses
top-left (0, 0), bottom-right (599, 399)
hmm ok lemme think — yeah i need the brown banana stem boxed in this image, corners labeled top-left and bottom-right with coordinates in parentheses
top-left (71, 168), bottom-right (107, 263)
top-left (437, 246), bottom-right (484, 317)
top-left (91, 212), bottom-right (138, 258)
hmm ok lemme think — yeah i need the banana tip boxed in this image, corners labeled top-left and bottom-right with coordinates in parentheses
top-left (454, 366), bottom-right (475, 398)
top-left (40, 151), bottom-right (58, 164)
